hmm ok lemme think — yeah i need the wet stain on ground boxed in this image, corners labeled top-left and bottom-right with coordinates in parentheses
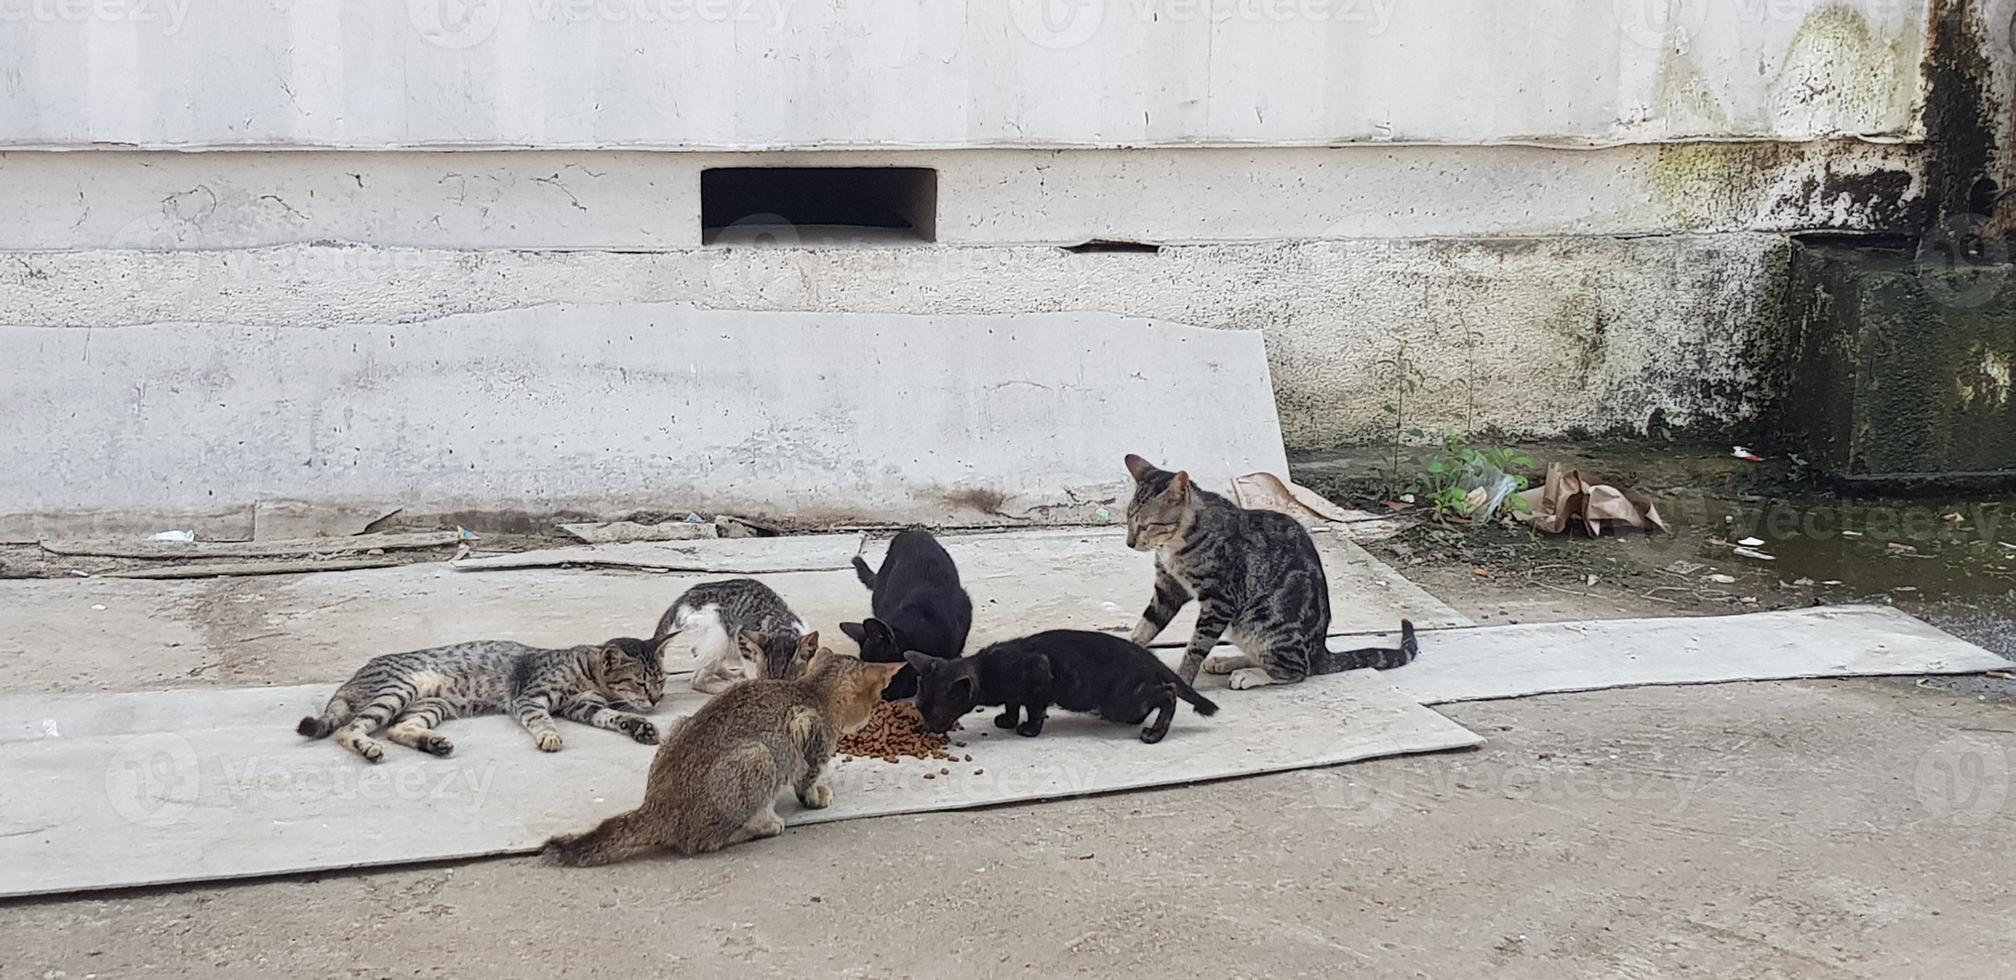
top-left (1294, 441), bottom-right (2016, 658)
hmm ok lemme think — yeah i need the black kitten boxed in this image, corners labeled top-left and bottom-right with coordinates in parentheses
top-left (905, 630), bottom-right (1218, 744)
top-left (841, 528), bottom-right (973, 700)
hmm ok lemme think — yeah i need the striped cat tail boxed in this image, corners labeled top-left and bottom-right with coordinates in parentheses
top-left (1309, 619), bottom-right (1419, 674)
top-left (1172, 676), bottom-right (1219, 716)
top-left (543, 809), bottom-right (670, 867)
top-left (296, 696), bottom-right (355, 738)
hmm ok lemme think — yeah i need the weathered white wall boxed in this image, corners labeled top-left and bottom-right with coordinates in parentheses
top-left (0, 141), bottom-right (1917, 250)
top-left (0, 234), bottom-right (1787, 453)
top-left (0, 0), bottom-right (1928, 148)
top-left (0, 1), bottom-right (1957, 529)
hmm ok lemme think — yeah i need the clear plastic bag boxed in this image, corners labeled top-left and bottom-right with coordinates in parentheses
top-left (1459, 457), bottom-right (1519, 523)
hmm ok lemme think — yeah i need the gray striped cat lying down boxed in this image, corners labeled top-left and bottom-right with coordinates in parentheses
top-left (297, 637), bottom-right (666, 762)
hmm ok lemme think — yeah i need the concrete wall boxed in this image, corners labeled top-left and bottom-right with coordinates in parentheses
top-left (0, 1), bottom-right (1973, 528)
top-left (0, 0), bottom-right (1929, 148)
top-left (0, 307), bottom-right (1293, 537)
top-left (2, 233), bottom-right (1790, 452)
top-left (0, 142), bottom-right (1918, 250)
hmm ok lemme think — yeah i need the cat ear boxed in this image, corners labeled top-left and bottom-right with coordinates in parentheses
top-left (587, 645), bottom-right (614, 685)
top-left (613, 638), bottom-right (657, 672)
top-left (864, 618), bottom-right (897, 647)
top-left (1124, 454), bottom-right (1157, 481)
top-left (1170, 470), bottom-right (1191, 497)
top-left (950, 674), bottom-right (975, 700)
top-left (838, 621), bottom-right (867, 644)
top-left (797, 631), bottom-right (820, 653)
top-left (902, 650), bottom-right (938, 672)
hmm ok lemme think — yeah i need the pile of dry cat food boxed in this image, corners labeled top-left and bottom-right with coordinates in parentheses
top-left (837, 701), bottom-right (968, 765)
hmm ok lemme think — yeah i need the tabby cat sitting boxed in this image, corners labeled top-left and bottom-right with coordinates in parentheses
top-left (297, 638), bottom-right (664, 762)
top-left (1124, 454), bottom-right (1418, 690)
top-left (543, 648), bottom-right (903, 865)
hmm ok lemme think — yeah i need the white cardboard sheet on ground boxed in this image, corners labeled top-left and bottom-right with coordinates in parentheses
top-left (450, 533), bottom-right (866, 573)
top-left (6, 605), bottom-right (2000, 897)
top-left (0, 671), bottom-right (1479, 898)
top-left (1, 528), bottom-right (1466, 694)
top-left (1376, 605), bottom-right (2008, 703)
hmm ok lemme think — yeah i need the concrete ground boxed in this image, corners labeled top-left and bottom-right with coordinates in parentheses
top-left (5, 556), bottom-right (2015, 978)
top-left (6, 681), bottom-right (2012, 978)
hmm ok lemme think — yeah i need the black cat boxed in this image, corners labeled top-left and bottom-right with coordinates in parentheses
top-left (840, 528), bottom-right (973, 700)
top-left (905, 630), bottom-right (1218, 744)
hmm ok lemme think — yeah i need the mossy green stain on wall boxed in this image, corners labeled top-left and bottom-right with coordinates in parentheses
top-left (1652, 49), bottom-right (1733, 134)
top-left (1652, 6), bottom-right (1921, 140)
top-left (1768, 6), bottom-right (1922, 135)
top-left (1644, 5), bottom-right (1932, 234)
top-left (1646, 143), bottom-right (1916, 234)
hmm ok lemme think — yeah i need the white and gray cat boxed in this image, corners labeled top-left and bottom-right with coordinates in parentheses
top-left (655, 578), bottom-right (818, 694)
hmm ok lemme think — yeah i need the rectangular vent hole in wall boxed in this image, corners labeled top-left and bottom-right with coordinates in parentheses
top-left (1063, 240), bottom-right (1164, 254)
top-left (702, 167), bottom-right (937, 245)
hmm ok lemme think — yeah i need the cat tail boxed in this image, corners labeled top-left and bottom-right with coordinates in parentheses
top-left (1310, 619), bottom-right (1419, 674)
top-left (542, 808), bottom-right (670, 868)
top-left (1173, 675), bottom-right (1219, 717)
top-left (296, 695), bottom-right (355, 739)
top-left (851, 555), bottom-right (878, 590)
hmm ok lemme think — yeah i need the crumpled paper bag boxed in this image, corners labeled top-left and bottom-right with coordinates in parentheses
top-left (1230, 472), bottom-right (1354, 523)
top-left (1516, 463), bottom-right (1665, 536)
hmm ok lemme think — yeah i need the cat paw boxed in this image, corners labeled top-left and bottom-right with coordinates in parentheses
top-left (1202, 655), bottom-right (1244, 675)
top-left (357, 741), bottom-right (385, 763)
top-left (417, 734), bottom-right (455, 757)
top-left (1139, 726), bottom-right (1168, 744)
top-left (1228, 667), bottom-right (1282, 691)
top-left (1015, 721), bottom-right (1044, 737)
top-left (618, 716), bottom-right (660, 744)
top-left (993, 712), bottom-right (1019, 730)
top-left (535, 732), bottom-right (564, 752)
top-left (799, 784), bottom-right (832, 809)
